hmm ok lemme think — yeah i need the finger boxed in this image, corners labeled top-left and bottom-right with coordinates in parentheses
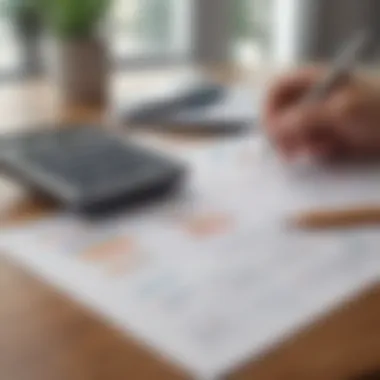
top-left (285, 105), bottom-right (339, 160)
top-left (273, 130), bottom-right (300, 160)
top-left (278, 103), bottom-right (331, 139)
top-left (329, 87), bottom-right (364, 125)
top-left (328, 87), bottom-right (375, 148)
top-left (269, 106), bottom-right (315, 158)
top-left (264, 67), bottom-right (325, 124)
top-left (300, 134), bottom-right (340, 160)
top-left (275, 138), bottom-right (298, 161)
top-left (269, 108), bottom-right (303, 144)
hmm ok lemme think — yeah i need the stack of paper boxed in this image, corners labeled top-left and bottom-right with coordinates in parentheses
top-left (1, 137), bottom-right (379, 380)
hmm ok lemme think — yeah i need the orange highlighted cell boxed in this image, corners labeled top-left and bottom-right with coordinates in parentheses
top-left (81, 237), bottom-right (135, 262)
top-left (184, 213), bottom-right (233, 238)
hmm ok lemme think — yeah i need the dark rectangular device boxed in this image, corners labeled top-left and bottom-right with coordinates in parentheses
top-left (0, 126), bottom-right (186, 216)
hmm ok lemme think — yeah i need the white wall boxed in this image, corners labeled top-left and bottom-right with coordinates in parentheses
top-left (272, 0), bottom-right (305, 65)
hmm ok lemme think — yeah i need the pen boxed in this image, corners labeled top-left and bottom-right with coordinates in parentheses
top-left (303, 30), bottom-right (369, 104)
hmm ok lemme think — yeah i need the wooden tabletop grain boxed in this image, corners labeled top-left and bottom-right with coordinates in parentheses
top-left (1, 70), bottom-right (380, 380)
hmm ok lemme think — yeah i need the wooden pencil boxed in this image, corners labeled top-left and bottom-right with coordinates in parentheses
top-left (291, 206), bottom-right (380, 229)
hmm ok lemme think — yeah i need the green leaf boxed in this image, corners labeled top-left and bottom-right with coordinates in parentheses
top-left (41, 0), bottom-right (111, 38)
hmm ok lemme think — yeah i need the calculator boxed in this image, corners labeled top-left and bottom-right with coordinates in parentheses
top-left (0, 126), bottom-right (186, 216)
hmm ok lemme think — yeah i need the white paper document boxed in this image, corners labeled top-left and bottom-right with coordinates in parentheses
top-left (1, 137), bottom-right (380, 379)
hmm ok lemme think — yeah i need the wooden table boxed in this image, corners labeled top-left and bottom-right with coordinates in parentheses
top-left (1, 70), bottom-right (380, 380)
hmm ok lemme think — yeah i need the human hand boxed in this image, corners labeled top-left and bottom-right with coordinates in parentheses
top-left (264, 67), bottom-right (380, 161)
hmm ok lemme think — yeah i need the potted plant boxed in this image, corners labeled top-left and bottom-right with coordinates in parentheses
top-left (42, 0), bottom-right (111, 107)
top-left (8, 0), bottom-right (43, 76)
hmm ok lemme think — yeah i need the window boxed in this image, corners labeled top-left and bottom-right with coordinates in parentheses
top-left (0, 0), bottom-right (279, 81)
top-left (232, 0), bottom-right (274, 66)
top-left (0, 0), bottom-right (192, 80)
top-left (0, 0), bottom-right (23, 77)
top-left (111, 0), bottom-right (191, 65)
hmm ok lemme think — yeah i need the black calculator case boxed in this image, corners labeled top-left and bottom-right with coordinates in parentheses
top-left (0, 127), bottom-right (187, 217)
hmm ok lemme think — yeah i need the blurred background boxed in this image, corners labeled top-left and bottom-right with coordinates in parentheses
top-left (0, 0), bottom-right (378, 114)
top-left (0, 0), bottom-right (379, 80)
top-left (0, 0), bottom-right (274, 81)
